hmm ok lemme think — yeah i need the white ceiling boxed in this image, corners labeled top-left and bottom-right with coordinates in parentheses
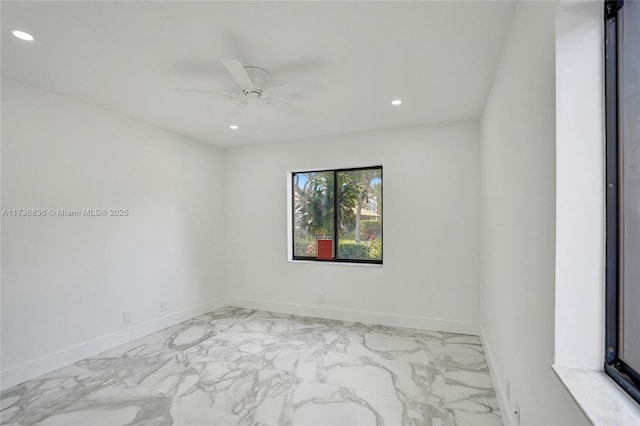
top-left (1, 1), bottom-right (516, 147)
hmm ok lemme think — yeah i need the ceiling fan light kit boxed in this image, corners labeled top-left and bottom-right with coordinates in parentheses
top-left (10, 29), bottom-right (36, 41)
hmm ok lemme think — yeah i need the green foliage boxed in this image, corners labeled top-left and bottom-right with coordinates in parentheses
top-left (294, 171), bottom-right (364, 237)
top-left (337, 239), bottom-right (382, 260)
top-left (368, 240), bottom-right (382, 260)
top-left (336, 174), bottom-right (356, 229)
top-left (294, 168), bottom-right (382, 248)
top-left (294, 240), bottom-right (316, 257)
top-left (360, 220), bottom-right (382, 240)
top-left (295, 172), bottom-right (334, 235)
top-left (337, 241), bottom-right (370, 259)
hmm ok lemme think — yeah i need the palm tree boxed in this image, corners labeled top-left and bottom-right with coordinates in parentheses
top-left (348, 169), bottom-right (380, 243)
top-left (294, 169), bottom-right (380, 242)
top-left (295, 172), bottom-right (334, 236)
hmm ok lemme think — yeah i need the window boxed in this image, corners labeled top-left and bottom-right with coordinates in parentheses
top-left (604, 0), bottom-right (640, 404)
top-left (292, 166), bottom-right (382, 264)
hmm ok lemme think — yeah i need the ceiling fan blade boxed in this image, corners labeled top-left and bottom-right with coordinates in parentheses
top-left (221, 58), bottom-right (254, 90)
top-left (176, 88), bottom-right (240, 99)
top-left (266, 81), bottom-right (321, 96)
top-left (266, 97), bottom-right (304, 114)
top-left (227, 100), bottom-right (248, 118)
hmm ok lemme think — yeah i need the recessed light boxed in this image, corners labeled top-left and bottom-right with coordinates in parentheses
top-left (229, 125), bottom-right (239, 130)
top-left (10, 29), bottom-right (35, 42)
top-left (391, 99), bottom-right (402, 106)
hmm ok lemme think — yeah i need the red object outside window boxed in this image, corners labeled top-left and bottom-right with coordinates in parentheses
top-left (317, 239), bottom-right (333, 260)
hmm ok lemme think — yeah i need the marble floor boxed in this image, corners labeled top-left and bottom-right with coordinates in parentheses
top-left (1, 307), bottom-right (502, 426)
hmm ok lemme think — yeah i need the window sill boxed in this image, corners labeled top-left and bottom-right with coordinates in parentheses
top-left (553, 365), bottom-right (640, 425)
top-left (288, 259), bottom-right (383, 267)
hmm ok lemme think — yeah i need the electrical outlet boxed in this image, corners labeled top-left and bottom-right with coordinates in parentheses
top-left (506, 378), bottom-right (511, 401)
top-left (161, 301), bottom-right (168, 312)
top-left (514, 403), bottom-right (521, 426)
top-left (319, 293), bottom-right (327, 305)
top-left (123, 311), bottom-right (131, 324)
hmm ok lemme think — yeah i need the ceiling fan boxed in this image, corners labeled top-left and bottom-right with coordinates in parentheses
top-left (178, 58), bottom-right (320, 125)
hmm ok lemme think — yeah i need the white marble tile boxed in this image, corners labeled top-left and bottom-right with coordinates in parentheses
top-left (0, 307), bottom-right (502, 426)
top-left (444, 338), bottom-right (501, 426)
top-left (285, 380), bottom-right (405, 426)
top-left (447, 408), bottom-right (503, 426)
top-left (447, 370), bottom-right (493, 389)
top-left (37, 406), bottom-right (142, 426)
top-left (0, 364), bottom-right (116, 425)
top-left (446, 343), bottom-right (489, 372)
top-left (445, 333), bottom-right (482, 346)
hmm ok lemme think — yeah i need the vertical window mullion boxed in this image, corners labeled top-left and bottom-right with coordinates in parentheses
top-left (292, 173), bottom-right (300, 261)
top-left (333, 170), bottom-right (339, 260)
top-left (605, 1), bottom-right (620, 365)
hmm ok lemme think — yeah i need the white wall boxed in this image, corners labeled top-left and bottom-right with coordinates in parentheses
top-left (554, 0), bottom-right (605, 372)
top-left (480, 2), bottom-right (589, 425)
top-left (224, 121), bottom-right (481, 334)
top-left (1, 78), bottom-right (226, 388)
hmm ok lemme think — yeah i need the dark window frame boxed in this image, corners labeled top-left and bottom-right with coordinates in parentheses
top-left (291, 165), bottom-right (383, 265)
top-left (604, 0), bottom-right (640, 404)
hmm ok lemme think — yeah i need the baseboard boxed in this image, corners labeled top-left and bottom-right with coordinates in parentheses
top-left (2, 297), bottom-right (479, 391)
top-left (226, 296), bottom-right (479, 335)
top-left (1, 297), bottom-right (226, 391)
top-left (480, 325), bottom-right (515, 426)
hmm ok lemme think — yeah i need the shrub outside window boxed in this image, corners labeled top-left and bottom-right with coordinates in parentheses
top-left (292, 166), bottom-right (382, 264)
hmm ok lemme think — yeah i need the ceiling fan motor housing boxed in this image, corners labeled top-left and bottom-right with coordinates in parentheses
top-left (243, 66), bottom-right (270, 98)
